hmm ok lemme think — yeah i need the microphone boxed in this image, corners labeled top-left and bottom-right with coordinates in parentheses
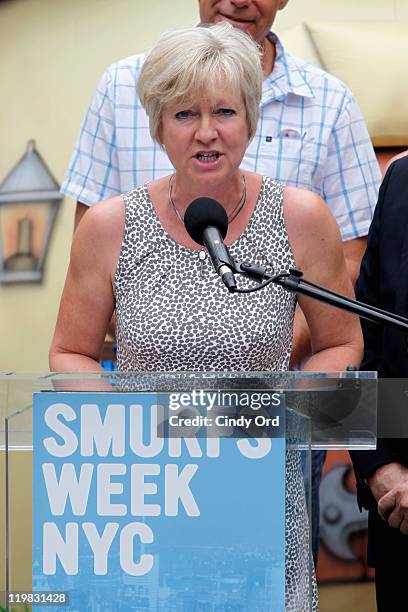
top-left (184, 198), bottom-right (237, 292)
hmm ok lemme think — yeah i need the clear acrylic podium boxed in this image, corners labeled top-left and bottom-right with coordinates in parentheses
top-left (1, 371), bottom-right (377, 612)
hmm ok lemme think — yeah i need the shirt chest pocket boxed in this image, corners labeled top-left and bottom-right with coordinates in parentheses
top-left (245, 133), bottom-right (324, 191)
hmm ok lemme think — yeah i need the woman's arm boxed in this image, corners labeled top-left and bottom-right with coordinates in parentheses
top-left (49, 197), bottom-right (124, 371)
top-left (284, 187), bottom-right (363, 372)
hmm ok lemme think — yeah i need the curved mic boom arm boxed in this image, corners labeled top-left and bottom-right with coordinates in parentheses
top-left (230, 261), bottom-right (408, 334)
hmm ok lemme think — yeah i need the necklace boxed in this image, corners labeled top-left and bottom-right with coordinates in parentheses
top-left (168, 173), bottom-right (247, 225)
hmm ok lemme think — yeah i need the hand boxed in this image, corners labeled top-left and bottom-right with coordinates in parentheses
top-left (368, 463), bottom-right (408, 533)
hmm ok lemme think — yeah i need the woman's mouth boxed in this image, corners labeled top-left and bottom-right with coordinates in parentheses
top-left (195, 152), bottom-right (220, 162)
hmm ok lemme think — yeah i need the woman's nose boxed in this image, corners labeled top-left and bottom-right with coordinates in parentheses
top-left (195, 116), bottom-right (217, 142)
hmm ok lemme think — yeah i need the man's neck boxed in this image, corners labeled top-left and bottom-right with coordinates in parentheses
top-left (262, 36), bottom-right (276, 77)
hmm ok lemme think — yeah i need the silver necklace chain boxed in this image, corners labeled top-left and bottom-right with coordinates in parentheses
top-left (168, 173), bottom-right (247, 225)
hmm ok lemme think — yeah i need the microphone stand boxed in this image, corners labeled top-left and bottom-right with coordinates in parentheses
top-left (229, 261), bottom-right (408, 334)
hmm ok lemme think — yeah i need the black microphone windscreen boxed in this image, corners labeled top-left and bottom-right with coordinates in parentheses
top-left (184, 198), bottom-right (228, 246)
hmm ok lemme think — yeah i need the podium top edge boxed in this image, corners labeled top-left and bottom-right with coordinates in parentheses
top-left (0, 371), bottom-right (378, 380)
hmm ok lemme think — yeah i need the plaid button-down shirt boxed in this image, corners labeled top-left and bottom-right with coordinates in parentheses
top-left (62, 34), bottom-right (381, 241)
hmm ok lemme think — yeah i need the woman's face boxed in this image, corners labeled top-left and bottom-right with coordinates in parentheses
top-left (160, 86), bottom-right (249, 190)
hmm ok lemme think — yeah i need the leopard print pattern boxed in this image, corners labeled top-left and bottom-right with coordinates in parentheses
top-left (114, 177), bottom-right (318, 611)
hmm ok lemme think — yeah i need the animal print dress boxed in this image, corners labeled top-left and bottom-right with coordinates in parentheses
top-left (114, 176), bottom-right (318, 611)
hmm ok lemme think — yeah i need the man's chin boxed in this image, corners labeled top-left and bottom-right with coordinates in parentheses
top-left (213, 14), bottom-right (255, 36)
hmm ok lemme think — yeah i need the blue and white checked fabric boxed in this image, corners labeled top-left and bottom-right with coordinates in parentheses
top-left (62, 33), bottom-right (381, 241)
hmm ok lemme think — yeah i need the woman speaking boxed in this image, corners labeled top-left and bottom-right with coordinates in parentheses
top-left (50, 23), bottom-right (362, 610)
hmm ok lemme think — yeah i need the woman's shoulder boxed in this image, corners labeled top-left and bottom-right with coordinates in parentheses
top-left (73, 196), bottom-right (126, 268)
top-left (80, 196), bottom-right (125, 237)
top-left (283, 186), bottom-right (337, 234)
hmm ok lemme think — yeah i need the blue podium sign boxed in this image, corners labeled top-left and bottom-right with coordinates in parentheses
top-left (33, 392), bottom-right (285, 611)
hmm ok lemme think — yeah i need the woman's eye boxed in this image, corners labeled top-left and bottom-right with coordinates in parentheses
top-left (175, 110), bottom-right (192, 120)
top-left (215, 108), bottom-right (236, 117)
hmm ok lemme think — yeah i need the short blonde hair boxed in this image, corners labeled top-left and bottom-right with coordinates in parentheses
top-left (138, 23), bottom-right (263, 144)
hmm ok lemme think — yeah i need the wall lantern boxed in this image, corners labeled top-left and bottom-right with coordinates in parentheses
top-left (0, 140), bottom-right (63, 283)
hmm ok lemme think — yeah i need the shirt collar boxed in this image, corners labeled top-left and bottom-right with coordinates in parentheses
top-left (262, 32), bottom-right (315, 104)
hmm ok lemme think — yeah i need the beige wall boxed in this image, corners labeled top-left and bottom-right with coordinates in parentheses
top-left (1, 0), bottom-right (407, 371)
top-left (278, 0), bottom-right (408, 25)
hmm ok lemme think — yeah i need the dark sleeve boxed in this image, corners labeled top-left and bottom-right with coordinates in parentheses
top-left (355, 162), bottom-right (396, 369)
top-left (350, 162), bottom-right (400, 509)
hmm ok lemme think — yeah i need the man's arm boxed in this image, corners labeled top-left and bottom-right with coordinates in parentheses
top-left (349, 162), bottom-right (408, 525)
top-left (61, 66), bottom-right (120, 212)
top-left (342, 236), bottom-right (367, 285)
top-left (74, 201), bottom-right (89, 231)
